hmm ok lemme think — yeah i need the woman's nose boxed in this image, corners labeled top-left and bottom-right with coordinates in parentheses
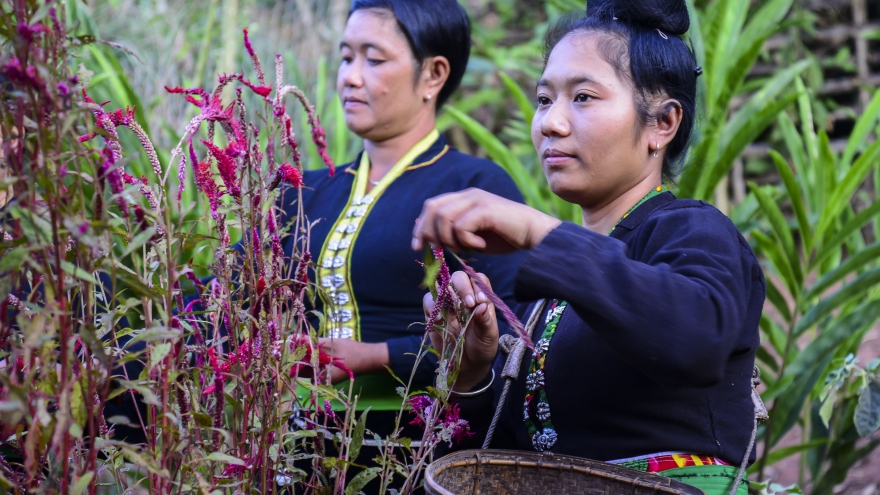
top-left (540, 102), bottom-right (571, 138)
top-left (341, 59), bottom-right (364, 88)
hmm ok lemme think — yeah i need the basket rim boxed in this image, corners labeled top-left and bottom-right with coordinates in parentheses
top-left (424, 449), bottom-right (705, 495)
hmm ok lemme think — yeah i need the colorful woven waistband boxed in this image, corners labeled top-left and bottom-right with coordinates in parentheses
top-left (611, 453), bottom-right (732, 473)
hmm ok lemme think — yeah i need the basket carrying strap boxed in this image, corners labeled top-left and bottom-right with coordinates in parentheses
top-left (730, 366), bottom-right (768, 495)
top-left (482, 300), bottom-right (547, 450)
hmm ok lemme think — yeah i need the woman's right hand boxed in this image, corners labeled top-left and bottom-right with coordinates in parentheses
top-left (423, 271), bottom-right (499, 393)
top-left (412, 188), bottom-right (562, 254)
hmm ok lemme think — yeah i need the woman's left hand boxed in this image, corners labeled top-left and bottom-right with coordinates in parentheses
top-left (412, 188), bottom-right (561, 254)
top-left (317, 338), bottom-right (390, 385)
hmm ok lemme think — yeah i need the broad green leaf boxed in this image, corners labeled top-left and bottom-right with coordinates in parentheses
top-left (769, 352), bottom-right (834, 446)
top-left (795, 78), bottom-right (818, 167)
top-left (749, 440), bottom-right (829, 473)
top-left (765, 278), bottom-right (792, 325)
top-left (805, 241), bottom-right (880, 301)
top-left (751, 230), bottom-right (798, 299)
top-left (498, 71), bottom-right (535, 124)
top-left (150, 342), bottom-right (173, 369)
top-left (768, 150), bottom-right (811, 255)
top-left (70, 472), bottom-right (95, 495)
top-left (0, 247), bottom-right (29, 272)
top-left (204, 452), bottom-right (246, 466)
top-left (344, 467), bottom-right (381, 495)
top-left (756, 346), bottom-right (779, 372)
top-left (696, 92), bottom-right (800, 200)
top-left (815, 138), bottom-right (880, 249)
top-left (348, 407), bottom-right (370, 462)
top-left (776, 113), bottom-right (812, 208)
top-left (749, 182), bottom-right (802, 289)
top-left (855, 380), bottom-right (880, 437)
top-left (811, 195), bottom-right (880, 272)
top-left (796, 266), bottom-right (880, 336)
top-left (444, 105), bottom-right (546, 212)
top-left (840, 87), bottom-right (880, 171)
top-left (121, 226), bottom-right (158, 259)
top-left (760, 312), bottom-right (789, 357)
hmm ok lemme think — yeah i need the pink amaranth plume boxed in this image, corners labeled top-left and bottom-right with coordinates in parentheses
top-left (201, 139), bottom-right (240, 199)
top-left (426, 249), bottom-right (452, 332)
top-left (17, 22), bottom-right (50, 44)
top-left (242, 28), bottom-right (266, 86)
top-left (458, 260), bottom-right (531, 350)
top-left (271, 162), bottom-right (303, 191)
top-left (307, 112), bottom-right (335, 176)
top-left (189, 140), bottom-right (221, 216)
top-left (177, 148), bottom-right (187, 203)
top-left (100, 147), bottom-right (128, 216)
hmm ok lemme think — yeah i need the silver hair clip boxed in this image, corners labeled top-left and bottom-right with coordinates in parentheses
top-left (657, 29), bottom-right (668, 40)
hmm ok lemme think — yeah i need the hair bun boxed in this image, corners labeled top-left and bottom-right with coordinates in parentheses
top-left (587, 0), bottom-right (690, 36)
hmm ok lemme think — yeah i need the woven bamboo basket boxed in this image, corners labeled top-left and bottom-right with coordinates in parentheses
top-left (424, 449), bottom-right (705, 495)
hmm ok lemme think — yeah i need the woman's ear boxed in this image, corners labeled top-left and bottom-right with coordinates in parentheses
top-left (649, 99), bottom-right (683, 153)
top-left (421, 55), bottom-right (450, 104)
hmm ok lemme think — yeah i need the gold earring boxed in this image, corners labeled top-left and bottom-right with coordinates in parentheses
top-left (653, 142), bottom-right (659, 158)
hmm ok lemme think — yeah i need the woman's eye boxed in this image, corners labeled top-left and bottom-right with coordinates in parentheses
top-left (341, 56), bottom-right (353, 64)
top-left (536, 96), bottom-right (551, 106)
top-left (575, 93), bottom-right (593, 103)
top-left (367, 58), bottom-right (385, 66)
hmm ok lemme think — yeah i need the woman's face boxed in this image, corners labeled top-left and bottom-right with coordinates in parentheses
top-left (532, 32), bottom-right (656, 210)
top-left (337, 9), bottom-right (429, 142)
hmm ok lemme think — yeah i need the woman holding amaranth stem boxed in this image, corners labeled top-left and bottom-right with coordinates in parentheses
top-left (277, 0), bottom-right (525, 457)
top-left (415, 1), bottom-right (766, 494)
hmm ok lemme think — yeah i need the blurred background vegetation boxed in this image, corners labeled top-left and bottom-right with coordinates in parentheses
top-left (63, 0), bottom-right (880, 493)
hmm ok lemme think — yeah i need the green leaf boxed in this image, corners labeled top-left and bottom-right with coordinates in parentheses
top-left (840, 86), bottom-right (880, 171)
top-left (760, 313), bottom-right (789, 357)
top-left (768, 150), bottom-right (811, 254)
top-left (498, 71), bottom-right (535, 124)
top-left (749, 440), bottom-right (829, 473)
top-left (0, 247), bottom-right (29, 272)
top-left (60, 261), bottom-right (98, 285)
top-left (344, 467), bottom-right (381, 495)
top-left (70, 472), bottom-right (94, 495)
top-left (855, 380), bottom-right (880, 437)
top-left (121, 226), bottom-right (158, 258)
top-left (348, 407), bottom-right (370, 463)
top-left (815, 137), bottom-right (880, 245)
top-left (796, 266), bottom-right (880, 336)
top-left (204, 452), bottom-right (246, 466)
top-left (751, 229), bottom-right (798, 299)
top-left (805, 241), bottom-right (880, 301)
top-left (150, 342), bottom-right (172, 369)
top-left (749, 182), bottom-right (802, 289)
top-left (765, 277), bottom-right (792, 324)
top-left (812, 199), bottom-right (880, 271)
top-left (444, 105), bottom-right (547, 212)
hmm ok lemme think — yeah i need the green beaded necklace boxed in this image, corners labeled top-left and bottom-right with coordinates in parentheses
top-left (523, 185), bottom-right (667, 452)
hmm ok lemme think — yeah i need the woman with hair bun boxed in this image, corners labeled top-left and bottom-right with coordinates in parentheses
top-left (414, 1), bottom-right (763, 493)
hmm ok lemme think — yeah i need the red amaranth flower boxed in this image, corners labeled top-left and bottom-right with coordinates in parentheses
top-left (426, 249), bottom-right (452, 331)
top-left (17, 22), bottom-right (49, 44)
top-left (100, 147), bottom-right (128, 215)
top-left (407, 395), bottom-right (434, 428)
top-left (459, 260), bottom-right (531, 350)
top-left (189, 140), bottom-right (221, 215)
top-left (2, 57), bottom-right (47, 94)
top-left (201, 139), bottom-right (240, 199)
top-left (271, 162), bottom-right (303, 190)
top-left (307, 112), bottom-right (335, 176)
top-left (242, 28), bottom-right (266, 85)
top-left (288, 337), bottom-right (354, 381)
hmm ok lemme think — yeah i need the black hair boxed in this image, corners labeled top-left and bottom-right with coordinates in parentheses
top-left (543, 0), bottom-right (698, 181)
top-left (349, 0), bottom-right (471, 108)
